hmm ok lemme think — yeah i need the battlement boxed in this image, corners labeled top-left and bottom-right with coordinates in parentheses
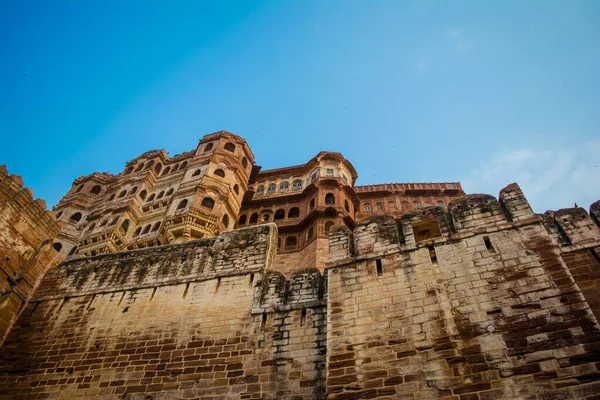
top-left (33, 224), bottom-right (277, 301)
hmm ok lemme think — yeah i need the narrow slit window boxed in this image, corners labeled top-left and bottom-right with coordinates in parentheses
top-left (484, 236), bottom-right (495, 253)
top-left (183, 283), bottom-right (190, 298)
top-left (376, 259), bottom-right (383, 276)
top-left (249, 273), bottom-right (254, 287)
top-left (428, 245), bottom-right (438, 263)
top-left (300, 308), bottom-right (307, 327)
top-left (261, 313), bottom-right (267, 330)
top-left (214, 277), bottom-right (221, 294)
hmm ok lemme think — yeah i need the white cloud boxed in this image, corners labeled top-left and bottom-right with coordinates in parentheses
top-left (462, 141), bottom-right (600, 213)
top-left (446, 28), bottom-right (462, 37)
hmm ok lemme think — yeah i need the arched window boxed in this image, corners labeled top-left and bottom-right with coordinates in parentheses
top-left (292, 180), bottom-right (302, 190)
top-left (309, 198), bottom-right (315, 210)
top-left (192, 169), bottom-right (201, 177)
top-left (133, 227), bottom-right (142, 237)
top-left (238, 214), bottom-right (247, 225)
top-left (256, 186), bottom-right (265, 196)
top-left (124, 166), bottom-right (134, 175)
top-left (224, 142), bottom-right (236, 152)
top-left (401, 201), bottom-right (409, 210)
top-left (139, 190), bottom-right (147, 200)
top-left (307, 227), bottom-right (314, 240)
top-left (172, 164), bottom-right (179, 172)
top-left (118, 190), bottom-right (127, 198)
top-left (261, 214), bottom-right (270, 222)
top-left (70, 212), bottom-right (82, 222)
top-left (344, 200), bottom-right (350, 212)
top-left (288, 207), bottom-right (300, 218)
top-left (135, 163), bottom-right (144, 172)
top-left (267, 184), bottom-right (276, 194)
top-left (146, 160), bottom-right (154, 170)
top-left (214, 169), bottom-right (225, 178)
top-left (178, 199), bottom-right (189, 210)
top-left (162, 166), bottom-right (171, 176)
top-left (364, 203), bottom-right (371, 212)
top-left (109, 217), bottom-right (119, 225)
top-left (157, 191), bottom-right (165, 199)
top-left (166, 188), bottom-right (174, 196)
top-left (325, 193), bottom-right (335, 204)
top-left (98, 220), bottom-right (107, 228)
top-left (152, 222), bottom-right (161, 231)
top-left (53, 242), bottom-right (62, 252)
top-left (108, 193), bottom-right (115, 201)
top-left (285, 236), bottom-right (297, 248)
top-left (181, 161), bottom-right (188, 169)
top-left (76, 185), bottom-right (84, 193)
top-left (204, 143), bottom-right (213, 152)
top-left (90, 185), bottom-right (102, 195)
top-left (120, 219), bottom-right (130, 235)
top-left (147, 194), bottom-right (155, 202)
top-left (376, 202), bottom-right (384, 211)
top-left (242, 157), bottom-right (248, 168)
top-left (388, 201), bottom-right (396, 211)
top-left (200, 197), bottom-right (214, 209)
top-left (279, 182), bottom-right (289, 191)
top-left (325, 221), bottom-right (335, 234)
top-left (154, 164), bottom-right (162, 174)
top-left (274, 209), bottom-right (285, 220)
top-left (222, 214), bottom-right (229, 228)
top-left (68, 246), bottom-right (78, 256)
top-left (249, 213), bottom-right (259, 224)
top-left (87, 223), bottom-right (95, 232)
top-left (56, 211), bottom-right (63, 219)
top-left (233, 184), bottom-right (239, 194)
top-left (130, 187), bottom-right (138, 195)
top-left (142, 224), bottom-right (151, 234)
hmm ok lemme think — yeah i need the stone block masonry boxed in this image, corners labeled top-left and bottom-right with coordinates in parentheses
top-left (1, 182), bottom-right (600, 399)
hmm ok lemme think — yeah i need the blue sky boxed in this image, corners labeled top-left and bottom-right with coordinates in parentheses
top-left (1, 1), bottom-right (599, 213)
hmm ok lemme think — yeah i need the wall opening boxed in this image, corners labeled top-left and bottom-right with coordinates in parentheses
top-left (249, 273), bottom-right (254, 287)
top-left (376, 259), bottom-right (383, 276)
top-left (261, 313), bottom-right (268, 330)
top-left (149, 287), bottom-right (157, 302)
top-left (214, 277), bottom-right (221, 294)
top-left (484, 236), bottom-right (496, 253)
top-left (428, 245), bottom-right (438, 263)
top-left (300, 308), bottom-right (307, 327)
top-left (591, 248), bottom-right (600, 265)
top-left (412, 219), bottom-right (442, 242)
top-left (183, 283), bottom-right (190, 298)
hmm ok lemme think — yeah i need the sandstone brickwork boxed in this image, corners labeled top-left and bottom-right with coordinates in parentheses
top-left (0, 165), bottom-right (61, 345)
top-left (1, 181), bottom-right (599, 399)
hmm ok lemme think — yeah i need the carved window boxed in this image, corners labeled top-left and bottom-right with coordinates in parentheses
top-left (224, 142), bottom-right (236, 152)
top-left (238, 214), bottom-right (247, 225)
top-left (256, 186), bottom-right (265, 196)
top-left (292, 180), bottom-right (302, 190)
top-left (181, 161), bottom-right (188, 170)
top-left (363, 203), bottom-right (371, 212)
top-left (413, 202), bottom-right (421, 208)
top-left (154, 164), bottom-right (162, 174)
top-left (261, 214), bottom-right (270, 222)
top-left (178, 199), bottom-right (190, 210)
top-left (310, 173), bottom-right (317, 183)
top-left (279, 181), bottom-right (289, 191)
top-left (326, 168), bottom-right (334, 176)
top-left (192, 169), bottom-right (201, 177)
top-left (90, 185), bottom-right (102, 195)
top-left (342, 174), bottom-right (349, 184)
top-left (166, 188), bottom-right (174, 196)
top-left (249, 213), bottom-right (259, 224)
top-left (157, 191), bottom-right (164, 199)
top-left (70, 212), bottom-right (82, 222)
top-left (200, 197), bottom-right (213, 209)
top-left (135, 163), bottom-right (144, 172)
top-left (53, 242), bottom-right (62, 252)
top-left (147, 194), bottom-right (155, 202)
top-left (204, 143), bottom-right (213, 152)
top-left (376, 202), bottom-right (384, 211)
top-left (285, 236), bottom-right (297, 248)
top-left (214, 169), bottom-right (225, 178)
top-left (222, 214), bottom-right (230, 228)
top-left (130, 187), bottom-right (138, 195)
top-left (76, 185), bottom-right (84, 193)
top-left (162, 166), bottom-right (171, 176)
top-left (325, 193), bottom-right (335, 204)
top-left (307, 227), bottom-right (313, 240)
top-left (345, 200), bottom-right (350, 212)
top-left (146, 160), bottom-right (154, 170)
top-left (233, 184), bottom-right (239, 194)
top-left (152, 222), bottom-right (161, 232)
top-left (242, 157), bottom-right (248, 168)
top-left (267, 184), bottom-right (276, 194)
top-left (124, 166), bottom-right (133, 175)
top-left (120, 219), bottom-right (130, 235)
top-left (118, 190), bottom-right (127, 198)
top-left (437, 201), bottom-right (445, 209)
top-left (142, 224), bottom-right (151, 234)
top-left (133, 227), bottom-right (142, 237)
top-left (325, 221), bottom-right (334, 234)
top-left (309, 198), bottom-right (315, 210)
top-left (274, 209), bottom-right (285, 220)
top-left (288, 207), bottom-right (300, 218)
top-left (108, 193), bottom-right (115, 201)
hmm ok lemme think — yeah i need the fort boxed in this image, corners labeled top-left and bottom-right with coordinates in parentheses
top-left (1, 130), bottom-right (600, 399)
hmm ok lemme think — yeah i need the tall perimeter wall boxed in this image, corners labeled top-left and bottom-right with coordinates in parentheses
top-left (1, 183), bottom-right (600, 400)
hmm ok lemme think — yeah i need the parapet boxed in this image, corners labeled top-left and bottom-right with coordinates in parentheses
top-left (253, 267), bottom-right (325, 313)
top-left (544, 206), bottom-right (600, 248)
top-left (591, 200), bottom-right (600, 228)
top-left (32, 223), bottom-right (278, 300)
